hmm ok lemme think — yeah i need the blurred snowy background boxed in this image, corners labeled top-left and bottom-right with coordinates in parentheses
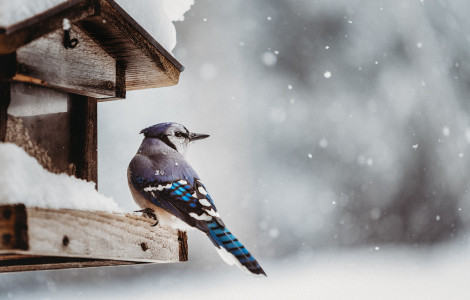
top-left (3, 0), bottom-right (470, 298)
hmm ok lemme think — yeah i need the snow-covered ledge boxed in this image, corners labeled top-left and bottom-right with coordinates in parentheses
top-left (0, 143), bottom-right (119, 211)
top-left (0, 204), bottom-right (188, 272)
top-left (0, 144), bottom-right (187, 272)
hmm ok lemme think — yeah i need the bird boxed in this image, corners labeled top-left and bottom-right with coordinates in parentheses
top-left (128, 122), bottom-right (266, 276)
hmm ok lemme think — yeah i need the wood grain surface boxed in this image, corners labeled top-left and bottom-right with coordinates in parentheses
top-left (0, 204), bottom-right (188, 273)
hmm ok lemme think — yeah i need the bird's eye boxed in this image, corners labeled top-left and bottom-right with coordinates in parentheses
top-left (175, 132), bottom-right (183, 137)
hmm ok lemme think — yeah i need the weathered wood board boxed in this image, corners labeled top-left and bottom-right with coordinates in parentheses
top-left (0, 204), bottom-right (188, 273)
top-left (15, 25), bottom-right (117, 98)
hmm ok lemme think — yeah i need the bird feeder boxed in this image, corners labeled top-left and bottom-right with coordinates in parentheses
top-left (0, 0), bottom-right (187, 272)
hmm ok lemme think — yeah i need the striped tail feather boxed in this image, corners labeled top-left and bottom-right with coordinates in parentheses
top-left (205, 220), bottom-right (266, 276)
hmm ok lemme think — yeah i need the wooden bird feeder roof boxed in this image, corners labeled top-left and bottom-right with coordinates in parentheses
top-left (0, 0), bottom-right (184, 100)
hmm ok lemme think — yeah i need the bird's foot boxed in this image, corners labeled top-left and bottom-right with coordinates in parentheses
top-left (135, 208), bottom-right (159, 226)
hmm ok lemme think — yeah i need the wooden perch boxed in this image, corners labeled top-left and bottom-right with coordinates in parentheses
top-left (0, 204), bottom-right (188, 273)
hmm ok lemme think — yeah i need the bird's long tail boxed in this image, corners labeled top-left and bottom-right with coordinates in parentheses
top-left (205, 219), bottom-right (266, 276)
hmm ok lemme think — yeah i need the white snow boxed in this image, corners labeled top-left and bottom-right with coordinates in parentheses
top-left (0, 143), bottom-right (120, 212)
top-left (162, 0), bottom-right (194, 22)
top-left (9, 81), bottom-right (68, 117)
top-left (115, 0), bottom-right (194, 52)
top-left (0, 0), bottom-right (194, 52)
top-left (4, 244), bottom-right (470, 299)
top-left (0, 0), bottom-right (66, 27)
top-left (261, 52), bottom-right (277, 66)
top-left (62, 18), bottom-right (71, 30)
top-left (442, 126), bottom-right (450, 136)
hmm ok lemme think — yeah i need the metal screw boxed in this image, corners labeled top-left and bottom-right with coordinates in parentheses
top-left (19, 64), bottom-right (28, 73)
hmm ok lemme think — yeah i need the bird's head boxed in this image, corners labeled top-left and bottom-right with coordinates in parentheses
top-left (140, 122), bottom-right (209, 155)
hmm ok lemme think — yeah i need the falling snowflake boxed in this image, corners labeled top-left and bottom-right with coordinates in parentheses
top-left (442, 126), bottom-right (450, 137)
top-left (319, 138), bottom-right (328, 148)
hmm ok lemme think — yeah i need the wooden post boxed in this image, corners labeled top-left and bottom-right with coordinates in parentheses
top-left (69, 95), bottom-right (98, 186)
top-left (0, 82), bottom-right (10, 142)
top-left (115, 61), bottom-right (126, 100)
top-left (178, 231), bottom-right (188, 261)
top-left (0, 53), bottom-right (15, 142)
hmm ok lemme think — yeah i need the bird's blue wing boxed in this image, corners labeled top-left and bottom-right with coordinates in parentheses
top-left (129, 154), bottom-right (222, 229)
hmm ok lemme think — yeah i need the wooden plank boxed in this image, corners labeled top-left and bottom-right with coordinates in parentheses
top-left (0, 204), bottom-right (187, 273)
top-left (0, 256), bottom-right (138, 273)
top-left (15, 25), bottom-right (117, 99)
top-left (70, 96), bottom-right (98, 184)
top-left (23, 207), bottom-right (181, 262)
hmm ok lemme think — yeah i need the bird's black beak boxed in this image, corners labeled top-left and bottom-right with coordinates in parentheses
top-left (189, 132), bottom-right (210, 142)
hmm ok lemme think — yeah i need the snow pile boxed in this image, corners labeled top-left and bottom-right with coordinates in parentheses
top-left (0, 0), bottom-right (194, 52)
top-left (0, 143), bottom-right (121, 212)
top-left (0, 0), bottom-right (65, 27)
top-left (116, 0), bottom-right (194, 52)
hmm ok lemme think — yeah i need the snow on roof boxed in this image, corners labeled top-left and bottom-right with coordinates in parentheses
top-left (0, 0), bottom-right (194, 52)
top-left (0, 0), bottom-right (66, 28)
top-left (0, 143), bottom-right (121, 212)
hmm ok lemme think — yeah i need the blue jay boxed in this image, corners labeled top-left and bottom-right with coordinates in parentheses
top-left (128, 122), bottom-right (266, 276)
